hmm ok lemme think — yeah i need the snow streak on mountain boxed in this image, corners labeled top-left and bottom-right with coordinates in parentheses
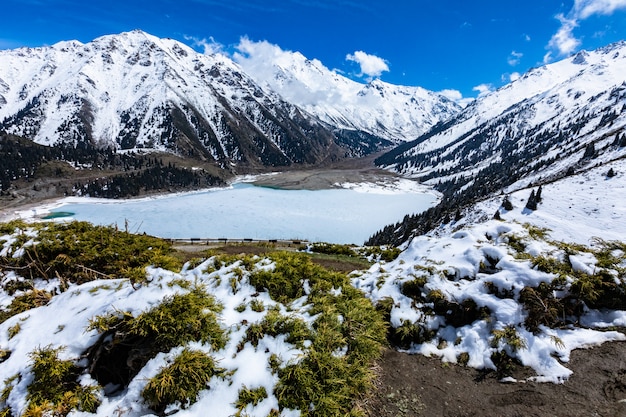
top-left (377, 41), bottom-right (626, 192)
top-left (0, 30), bottom-right (391, 168)
top-left (234, 43), bottom-right (461, 142)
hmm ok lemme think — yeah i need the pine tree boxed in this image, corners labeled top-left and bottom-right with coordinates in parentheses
top-left (535, 185), bottom-right (543, 203)
top-left (454, 209), bottom-right (462, 222)
top-left (525, 190), bottom-right (537, 210)
top-left (502, 196), bottom-right (514, 211)
top-left (607, 168), bottom-right (616, 178)
top-left (493, 210), bottom-right (501, 220)
top-left (582, 143), bottom-right (596, 159)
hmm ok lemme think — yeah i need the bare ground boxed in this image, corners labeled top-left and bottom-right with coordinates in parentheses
top-left (363, 339), bottom-right (626, 417)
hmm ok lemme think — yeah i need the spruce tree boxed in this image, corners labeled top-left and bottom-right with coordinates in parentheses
top-left (535, 185), bottom-right (543, 203)
top-left (607, 168), bottom-right (616, 178)
top-left (502, 196), bottom-right (514, 211)
top-left (525, 190), bottom-right (537, 210)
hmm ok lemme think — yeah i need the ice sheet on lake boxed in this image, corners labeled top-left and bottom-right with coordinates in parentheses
top-left (38, 182), bottom-right (439, 244)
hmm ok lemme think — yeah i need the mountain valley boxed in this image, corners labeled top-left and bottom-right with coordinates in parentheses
top-left (1, 31), bottom-right (626, 417)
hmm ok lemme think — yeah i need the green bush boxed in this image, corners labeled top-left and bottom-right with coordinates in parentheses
top-left (25, 346), bottom-right (100, 416)
top-left (235, 386), bottom-right (268, 414)
top-left (85, 287), bottom-right (227, 392)
top-left (0, 289), bottom-right (52, 325)
top-left (241, 307), bottom-right (311, 349)
top-left (128, 287), bottom-right (226, 351)
top-left (245, 252), bottom-right (387, 416)
top-left (142, 349), bottom-right (225, 413)
top-left (1, 221), bottom-right (181, 285)
top-left (248, 252), bottom-right (344, 304)
top-left (309, 243), bottom-right (357, 257)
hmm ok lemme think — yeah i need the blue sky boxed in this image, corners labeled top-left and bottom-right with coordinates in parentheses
top-left (2, 0), bottom-right (626, 101)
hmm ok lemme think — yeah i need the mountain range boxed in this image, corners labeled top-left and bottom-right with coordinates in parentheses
top-left (2, 31), bottom-right (626, 417)
top-left (1, 30), bottom-right (625, 240)
top-left (0, 30), bottom-right (458, 170)
top-left (369, 40), bottom-right (626, 244)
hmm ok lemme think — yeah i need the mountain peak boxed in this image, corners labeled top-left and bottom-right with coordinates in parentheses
top-left (234, 42), bottom-right (461, 142)
top-left (1, 31), bottom-right (385, 166)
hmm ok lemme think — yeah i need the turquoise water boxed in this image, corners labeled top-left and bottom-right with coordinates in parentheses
top-left (49, 183), bottom-right (438, 244)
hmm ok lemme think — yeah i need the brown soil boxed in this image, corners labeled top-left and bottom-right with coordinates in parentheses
top-left (250, 152), bottom-right (396, 190)
top-left (364, 339), bottom-right (626, 417)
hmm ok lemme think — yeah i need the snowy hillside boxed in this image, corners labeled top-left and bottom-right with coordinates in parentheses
top-left (377, 41), bottom-right (626, 184)
top-left (2, 158), bottom-right (626, 416)
top-left (0, 30), bottom-right (375, 167)
top-left (234, 43), bottom-right (461, 142)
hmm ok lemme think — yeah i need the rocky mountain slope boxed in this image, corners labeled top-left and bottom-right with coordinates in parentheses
top-left (0, 30), bottom-right (390, 169)
top-left (370, 41), bottom-right (626, 245)
top-left (377, 41), bottom-right (626, 186)
top-left (234, 45), bottom-right (461, 142)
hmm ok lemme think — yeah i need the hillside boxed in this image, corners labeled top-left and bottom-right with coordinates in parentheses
top-left (1, 157), bottom-right (626, 415)
top-left (369, 41), bottom-right (626, 246)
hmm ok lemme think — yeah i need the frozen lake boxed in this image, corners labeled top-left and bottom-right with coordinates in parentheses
top-left (40, 180), bottom-right (439, 244)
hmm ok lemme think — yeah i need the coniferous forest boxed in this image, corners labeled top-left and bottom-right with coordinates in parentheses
top-left (0, 133), bottom-right (224, 198)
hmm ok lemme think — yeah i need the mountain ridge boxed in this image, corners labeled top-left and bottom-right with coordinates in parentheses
top-left (0, 30), bottom-right (461, 171)
top-left (0, 30), bottom-right (390, 169)
top-left (233, 41), bottom-right (461, 141)
top-left (369, 40), bottom-right (626, 245)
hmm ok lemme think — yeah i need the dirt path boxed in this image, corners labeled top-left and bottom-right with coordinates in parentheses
top-left (364, 340), bottom-right (626, 417)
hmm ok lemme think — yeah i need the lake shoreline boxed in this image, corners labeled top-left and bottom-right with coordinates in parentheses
top-left (2, 174), bottom-right (438, 244)
top-left (1, 166), bottom-right (426, 223)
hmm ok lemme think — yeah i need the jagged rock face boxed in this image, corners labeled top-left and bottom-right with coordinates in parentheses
top-left (0, 30), bottom-right (376, 168)
top-left (377, 42), bottom-right (626, 190)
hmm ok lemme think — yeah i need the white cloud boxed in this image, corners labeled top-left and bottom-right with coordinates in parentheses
top-left (509, 72), bottom-right (521, 82)
top-left (507, 50), bottom-right (523, 66)
top-left (438, 89), bottom-right (474, 107)
top-left (232, 38), bottom-right (340, 105)
top-left (438, 89), bottom-right (462, 102)
top-left (575, 0), bottom-right (626, 18)
top-left (472, 83), bottom-right (494, 98)
top-left (547, 0), bottom-right (626, 57)
top-left (548, 14), bottom-right (581, 56)
top-left (345, 51), bottom-right (389, 80)
top-left (184, 35), bottom-right (223, 55)
top-left (524, 34), bottom-right (532, 42)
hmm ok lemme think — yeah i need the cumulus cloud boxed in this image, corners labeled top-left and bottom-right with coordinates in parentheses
top-left (184, 35), bottom-right (223, 55)
top-left (232, 38), bottom-right (342, 105)
top-left (547, 14), bottom-right (581, 56)
top-left (473, 83), bottom-right (494, 98)
top-left (507, 50), bottom-right (523, 66)
top-left (547, 0), bottom-right (626, 58)
top-left (502, 72), bottom-right (522, 83)
top-left (345, 51), bottom-right (389, 80)
top-left (438, 89), bottom-right (474, 107)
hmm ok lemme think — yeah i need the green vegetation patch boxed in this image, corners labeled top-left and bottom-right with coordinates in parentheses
top-left (0, 289), bottom-right (52, 325)
top-left (142, 348), bottom-right (225, 414)
top-left (85, 287), bottom-right (226, 393)
top-left (1, 221), bottom-right (180, 285)
top-left (244, 252), bottom-right (387, 416)
top-left (240, 307), bottom-right (312, 350)
top-left (248, 252), bottom-right (346, 304)
top-left (24, 346), bottom-right (100, 416)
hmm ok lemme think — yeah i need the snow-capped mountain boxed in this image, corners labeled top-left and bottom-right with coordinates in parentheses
top-left (376, 41), bottom-right (626, 191)
top-left (234, 45), bottom-right (461, 142)
top-left (0, 30), bottom-right (382, 168)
